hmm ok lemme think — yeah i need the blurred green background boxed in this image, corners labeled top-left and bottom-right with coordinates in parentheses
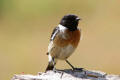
top-left (0, 0), bottom-right (120, 80)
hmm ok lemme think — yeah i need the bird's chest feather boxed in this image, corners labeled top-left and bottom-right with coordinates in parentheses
top-left (50, 44), bottom-right (75, 60)
top-left (58, 44), bottom-right (75, 59)
top-left (54, 29), bottom-right (80, 48)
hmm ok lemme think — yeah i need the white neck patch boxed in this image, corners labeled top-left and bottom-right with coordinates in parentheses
top-left (58, 24), bottom-right (67, 33)
top-left (58, 24), bottom-right (68, 39)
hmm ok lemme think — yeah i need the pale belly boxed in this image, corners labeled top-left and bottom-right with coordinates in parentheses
top-left (50, 44), bottom-right (75, 60)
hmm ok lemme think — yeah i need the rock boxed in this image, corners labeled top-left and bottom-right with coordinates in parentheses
top-left (11, 69), bottom-right (120, 80)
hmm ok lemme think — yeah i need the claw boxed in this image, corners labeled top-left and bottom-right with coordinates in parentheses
top-left (53, 68), bottom-right (64, 78)
top-left (73, 68), bottom-right (84, 72)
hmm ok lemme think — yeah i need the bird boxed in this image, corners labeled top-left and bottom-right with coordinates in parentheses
top-left (45, 14), bottom-right (82, 72)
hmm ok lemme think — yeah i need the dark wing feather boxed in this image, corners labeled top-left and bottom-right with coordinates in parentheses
top-left (50, 27), bottom-right (59, 41)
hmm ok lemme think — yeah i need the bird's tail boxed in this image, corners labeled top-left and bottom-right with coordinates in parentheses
top-left (45, 62), bottom-right (54, 72)
top-left (45, 54), bottom-right (57, 72)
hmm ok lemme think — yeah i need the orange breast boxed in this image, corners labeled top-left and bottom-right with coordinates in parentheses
top-left (53, 29), bottom-right (81, 48)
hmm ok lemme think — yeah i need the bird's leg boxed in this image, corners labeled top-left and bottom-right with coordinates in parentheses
top-left (65, 60), bottom-right (75, 69)
top-left (52, 58), bottom-right (57, 72)
top-left (52, 58), bottom-right (60, 72)
top-left (65, 60), bottom-right (83, 71)
top-left (52, 58), bottom-right (64, 77)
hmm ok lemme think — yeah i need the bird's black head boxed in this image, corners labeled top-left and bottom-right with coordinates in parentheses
top-left (60, 14), bottom-right (80, 31)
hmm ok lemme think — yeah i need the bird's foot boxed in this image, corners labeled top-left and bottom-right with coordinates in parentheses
top-left (53, 68), bottom-right (63, 73)
top-left (53, 68), bottom-right (64, 78)
top-left (72, 68), bottom-right (84, 72)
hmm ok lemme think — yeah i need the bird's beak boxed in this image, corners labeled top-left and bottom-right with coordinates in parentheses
top-left (76, 17), bottom-right (81, 21)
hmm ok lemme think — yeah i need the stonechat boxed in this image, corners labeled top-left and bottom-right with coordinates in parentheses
top-left (46, 14), bottom-right (81, 71)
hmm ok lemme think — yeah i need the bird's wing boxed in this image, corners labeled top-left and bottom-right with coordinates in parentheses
top-left (50, 27), bottom-right (60, 41)
top-left (47, 27), bottom-right (59, 55)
